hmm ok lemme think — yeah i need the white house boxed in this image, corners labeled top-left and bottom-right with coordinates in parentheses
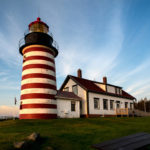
top-left (59, 69), bottom-right (136, 117)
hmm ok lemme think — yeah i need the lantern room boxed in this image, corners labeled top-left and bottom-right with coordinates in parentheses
top-left (19, 17), bottom-right (58, 57)
top-left (28, 17), bottom-right (49, 34)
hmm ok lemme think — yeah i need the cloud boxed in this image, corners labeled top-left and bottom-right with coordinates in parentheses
top-left (111, 57), bottom-right (150, 100)
top-left (0, 13), bottom-right (22, 104)
top-left (0, 105), bottom-right (19, 117)
top-left (56, 1), bottom-right (124, 82)
top-left (0, 70), bottom-right (20, 90)
top-left (0, 84), bottom-right (20, 90)
top-left (132, 84), bottom-right (150, 99)
top-left (0, 13), bottom-right (22, 67)
top-left (0, 71), bottom-right (7, 76)
top-left (114, 58), bottom-right (150, 86)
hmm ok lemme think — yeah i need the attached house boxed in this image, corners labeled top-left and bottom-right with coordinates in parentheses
top-left (59, 69), bottom-right (136, 117)
top-left (56, 90), bottom-right (81, 118)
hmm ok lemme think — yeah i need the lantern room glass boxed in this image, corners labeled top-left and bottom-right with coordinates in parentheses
top-left (29, 23), bottom-right (49, 33)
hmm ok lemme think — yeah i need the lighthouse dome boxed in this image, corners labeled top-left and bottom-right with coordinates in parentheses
top-left (28, 17), bottom-right (49, 33)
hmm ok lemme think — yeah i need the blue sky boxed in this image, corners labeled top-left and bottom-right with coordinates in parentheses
top-left (0, 0), bottom-right (150, 112)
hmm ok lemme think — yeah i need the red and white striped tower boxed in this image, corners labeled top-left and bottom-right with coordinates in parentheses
top-left (19, 18), bottom-right (58, 119)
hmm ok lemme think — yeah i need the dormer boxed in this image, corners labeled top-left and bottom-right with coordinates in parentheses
top-left (94, 76), bottom-right (122, 95)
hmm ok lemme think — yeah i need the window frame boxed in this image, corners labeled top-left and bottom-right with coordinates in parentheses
top-left (110, 100), bottom-right (114, 110)
top-left (116, 101), bottom-right (120, 109)
top-left (64, 87), bottom-right (69, 92)
top-left (71, 101), bottom-right (76, 112)
top-left (103, 99), bottom-right (108, 110)
top-left (117, 88), bottom-right (120, 94)
top-left (94, 98), bottom-right (100, 109)
top-left (72, 85), bottom-right (78, 95)
top-left (125, 102), bottom-right (128, 108)
top-left (130, 103), bottom-right (133, 109)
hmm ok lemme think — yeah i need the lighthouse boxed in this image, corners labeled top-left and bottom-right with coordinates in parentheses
top-left (19, 18), bottom-right (58, 119)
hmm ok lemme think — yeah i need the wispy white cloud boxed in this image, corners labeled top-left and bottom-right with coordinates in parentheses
top-left (114, 58), bottom-right (150, 85)
top-left (0, 71), bottom-right (7, 76)
top-left (111, 58), bottom-right (150, 100)
top-left (125, 76), bottom-right (150, 100)
top-left (132, 83), bottom-right (150, 99)
top-left (0, 84), bottom-right (20, 90)
top-left (0, 105), bottom-right (19, 117)
top-left (56, 2), bottom-right (124, 82)
top-left (114, 58), bottom-right (150, 86)
top-left (0, 13), bottom-right (22, 67)
top-left (0, 13), bottom-right (22, 104)
top-left (1, 0), bottom-right (150, 103)
top-left (126, 79), bottom-right (150, 93)
top-left (0, 69), bottom-right (20, 90)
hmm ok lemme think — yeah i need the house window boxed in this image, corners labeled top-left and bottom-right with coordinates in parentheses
top-left (72, 85), bottom-right (78, 95)
top-left (103, 99), bottom-right (108, 110)
top-left (125, 102), bottom-right (128, 108)
top-left (116, 88), bottom-right (120, 94)
top-left (120, 89), bottom-right (122, 94)
top-left (64, 87), bottom-right (69, 92)
top-left (116, 101), bottom-right (120, 108)
top-left (110, 100), bottom-right (114, 110)
top-left (71, 101), bottom-right (76, 111)
top-left (94, 98), bottom-right (100, 109)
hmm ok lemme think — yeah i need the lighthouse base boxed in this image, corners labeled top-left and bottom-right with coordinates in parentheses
top-left (19, 114), bottom-right (57, 119)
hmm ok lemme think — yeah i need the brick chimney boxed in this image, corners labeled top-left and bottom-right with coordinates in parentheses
top-left (103, 76), bottom-right (107, 84)
top-left (77, 69), bottom-right (82, 78)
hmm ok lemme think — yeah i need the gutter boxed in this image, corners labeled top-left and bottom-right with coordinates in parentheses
top-left (55, 96), bottom-right (81, 101)
top-left (86, 91), bottom-right (89, 116)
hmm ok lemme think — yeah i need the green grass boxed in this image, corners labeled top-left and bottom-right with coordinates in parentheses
top-left (0, 117), bottom-right (150, 150)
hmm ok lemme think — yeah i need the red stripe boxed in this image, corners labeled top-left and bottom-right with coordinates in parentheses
top-left (24, 56), bottom-right (54, 64)
top-left (21, 93), bottom-right (55, 100)
top-left (23, 64), bottom-right (55, 71)
top-left (22, 73), bottom-right (56, 81)
top-left (21, 104), bottom-right (57, 109)
top-left (20, 114), bottom-right (57, 119)
top-left (21, 83), bottom-right (56, 90)
top-left (23, 47), bottom-right (54, 56)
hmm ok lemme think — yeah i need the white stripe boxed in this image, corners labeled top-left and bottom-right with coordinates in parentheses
top-left (23, 45), bottom-right (55, 56)
top-left (21, 78), bottom-right (56, 86)
top-left (23, 60), bottom-right (55, 68)
top-left (22, 68), bottom-right (55, 76)
top-left (24, 51), bottom-right (54, 59)
top-left (20, 108), bottom-right (57, 114)
top-left (21, 88), bottom-right (56, 95)
top-left (21, 99), bottom-right (57, 105)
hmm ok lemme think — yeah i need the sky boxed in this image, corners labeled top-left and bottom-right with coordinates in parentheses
top-left (0, 0), bottom-right (150, 116)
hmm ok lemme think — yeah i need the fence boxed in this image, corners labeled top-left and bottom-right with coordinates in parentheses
top-left (116, 108), bottom-right (129, 116)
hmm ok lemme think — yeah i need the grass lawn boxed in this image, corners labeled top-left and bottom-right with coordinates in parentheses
top-left (0, 117), bottom-right (150, 150)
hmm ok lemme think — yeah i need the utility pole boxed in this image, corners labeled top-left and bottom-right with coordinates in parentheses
top-left (14, 97), bottom-right (17, 120)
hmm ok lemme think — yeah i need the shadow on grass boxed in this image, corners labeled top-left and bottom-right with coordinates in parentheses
top-left (10, 137), bottom-right (49, 150)
top-left (136, 144), bottom-right (150, 150)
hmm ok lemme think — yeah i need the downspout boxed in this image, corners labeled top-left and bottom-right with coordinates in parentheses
top-left (86, 91), bottom-right (89, 117)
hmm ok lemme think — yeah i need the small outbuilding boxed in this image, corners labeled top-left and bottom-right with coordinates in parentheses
top-left (56, 91), bottom-right (82, 118)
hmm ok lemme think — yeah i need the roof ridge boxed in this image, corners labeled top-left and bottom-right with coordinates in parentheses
top-left (70, 75), bottom-right (105, 92)
top-left (70, 75), bottom-right (99, 83)
top-left (62, 75), bottom-right (135, 100)
top-left (69, 75), bottom-right (122, 88)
